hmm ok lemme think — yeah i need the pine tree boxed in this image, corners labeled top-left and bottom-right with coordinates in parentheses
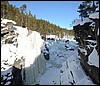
top-left (1, 1), bottom-right (8, 18)
top-left (20, 4), bottom-right (27, 27)
top-left (1, 1), bottom-right (72, 37)
top-left (78, 1), bottom-right (98, 20)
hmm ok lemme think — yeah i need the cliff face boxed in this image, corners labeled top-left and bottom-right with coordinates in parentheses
top-left (1, 18), bottom-right (47, 85)
top-left (73, 8), bottom-right (99, 84)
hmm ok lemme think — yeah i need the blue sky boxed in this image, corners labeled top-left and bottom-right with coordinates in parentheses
top-left (9, 1), bottom-right (82, 30)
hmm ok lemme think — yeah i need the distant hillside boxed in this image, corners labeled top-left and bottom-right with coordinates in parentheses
top-left (1, 1), bottom-right (74, 37)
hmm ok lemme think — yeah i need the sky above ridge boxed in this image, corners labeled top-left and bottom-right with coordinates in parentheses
top-left (9, 1), bottom-right (82, 30)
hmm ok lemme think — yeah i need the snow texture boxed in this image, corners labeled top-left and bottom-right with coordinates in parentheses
top-left (73, 18), bottom-right (93, 26)
top-left (36, 39), bottom-right (94, 85)
top-left (85, 40), bottom-right (97, 43)
top-left (89, 12), bottom-right (99, 19)
top-left (97, 28), bottom-right (99, 35)
top-left (1, 18), bottom-right (16, 24)
top-left (1, 18), bottom-right (96, 85)
top-left (88, 48), bottom-right (99, 68)
top-left (1, 23), bottom-right (5, 27)
top-left (1, 19), bottom-right (46, 85)
top-left (46, 35), bottom-right (57, 39)
top-left (96, 7), bottom-right (99, 12)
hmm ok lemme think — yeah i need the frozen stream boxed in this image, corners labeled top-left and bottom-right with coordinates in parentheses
top-left (36, 40), bottom-right (95, 85)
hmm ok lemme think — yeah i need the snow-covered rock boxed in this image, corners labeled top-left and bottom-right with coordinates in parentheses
top-left (85, 40), bottom-right (97, 43)
top-left (1, 19), bottom-right (46, 85)
top-left (88, 48), bottom-right (99, 68)
top-left (1, 23), bottom-right (5, 27)
top-left (78, 48), bottom-right (87, 55)
top-left (96, 7), bottom-right (99, 12)
top-left (89, 12), bottom-right (99, 19)
top-left (73, 18), bottom-right (93, 26)
top-left (46, 35), bottom-right (57, 39)
top-left (1, 19), bottom-right (16, 25)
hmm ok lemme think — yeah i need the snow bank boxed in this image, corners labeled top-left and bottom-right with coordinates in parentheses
top-left (88, 48), bottom-right (99, 68)
top-left (46, 35), bottom-right (58, 41)
top-left (62, 35), bottom-right (75, 41)
top-left (67, 56), bottom-right (94, 85)
top-left (1, 44), bottom-right (17, 71)
top-left (73, 18), bottom-right (93, 26)
top-left (1, 19), bottom-right (16, 25)
top-left (89, 12), bottom-right (99, 19)
top-left (37, 67), bottom-right (60, 85)
top-left (36, 39), bottom-right (94, 85)
top-left (46, 35), bottom-right (56, 39)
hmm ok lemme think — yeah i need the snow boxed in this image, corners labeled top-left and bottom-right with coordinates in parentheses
top-left (1, 18), bottom-right (96, 85)
top-left (37, 67), bottom-right (60, 85)
top-left (78, 48), bottom-right (87, 55)
top-left (36, 39), bottom-right (94, 85)
top-left (16, 27), bottom-right (44, 67)
top-left (1, 67), bottom-right (12, 80)
top-left (88, 48), bottom-right (99, 68)
top-left (1, 27), bottom-right (8, 31)
top-left (63, 35), bottom-right (75, 41)
top-left (46, 35), bottom-right (56, 38)
top-left (7, 76), bottom-right (13, 80)
top-left (89, 12), bottom-right (99, 19)
top-left (4, 81), bottom-right (11, 85)
top-left (67, 56), bottom-right (94, 85)
top-left (88, 35), bottom-right (91, 37)
top-left (46, 35), bottom-right (58, 41)
top-left (96, 7), bottom-right (99, 12)
top-left (1, 21), bottom-right (46, 85)
top-left (1, 19), bottom-right (16, 24)
top-left (97, 28), bottom-right (99, 35)
top-left (85, 40), bottom-right (97, 43)
top-left (73, 18), bottom-right (93, 26)
top-left (89, 22), bottom-right (95, 26)
top-left (1, 44), bottom-right (17, 71)
top-left (6, 35), bottom-right (14, 39)
top-left (13, 26), bottom-right (46, 84)
top-left (10, 26), bottom-right (44, 68)
top-left (76, 76), bottom-right (95, 85)
top-left (1, 23), bottom-right (5, 27)
top-left (89, 44), bottom-right (97, 48)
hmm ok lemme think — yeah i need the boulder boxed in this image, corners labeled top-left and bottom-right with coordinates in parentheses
top-left (44, 52), bottom-right (50, 60)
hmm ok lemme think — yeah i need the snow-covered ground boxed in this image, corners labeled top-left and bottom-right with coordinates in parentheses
top-left (36, 39), bottom-right (95, 85)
